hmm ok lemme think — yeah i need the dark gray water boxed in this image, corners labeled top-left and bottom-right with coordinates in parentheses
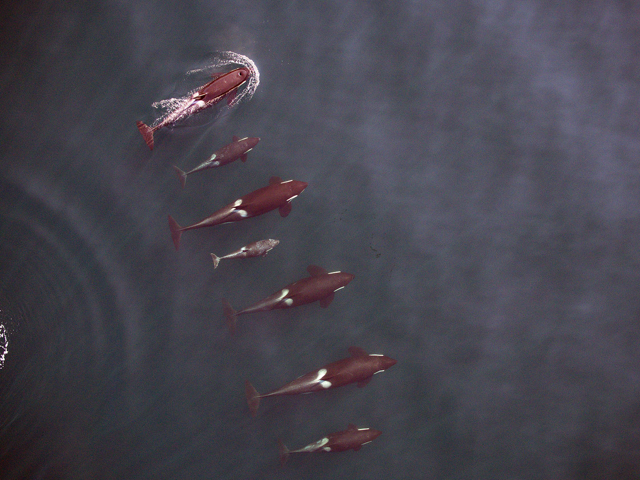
top-left (2, 1), bottom-right (640, 479)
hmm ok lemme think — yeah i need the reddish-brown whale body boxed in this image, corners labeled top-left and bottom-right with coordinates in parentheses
top-left (278, 424), bottom-right (382, 466)
top-left (222, 264), bottom-right (355, 334)
top-left (168, 176), bottom-right (307, 250)
top-left (136, 67), bottom-right (250, 150)
top-left (245, 347), bottom-right (397, 416)
top-left (173, 135), bottom-right (261, 188)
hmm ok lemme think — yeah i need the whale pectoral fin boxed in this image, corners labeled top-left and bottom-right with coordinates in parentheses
top-left (233, 135), bottom-right (239, 142)
top-left (307, 265), bottom-right (328, 276)
top-left (357, 377), bottom-right (372, 388)
top-left (353, 445), bottom-right (362, 451)
top-left (347, 424), bottom-right (358, 431)
top-left (279, 201), bottom-right (292, 218)
top-left (269, 176), bottom-right (283, 185)
top-left (319, 292), bottom-right (334, 308)
top-left (240, 153), bottom-right (248, 163)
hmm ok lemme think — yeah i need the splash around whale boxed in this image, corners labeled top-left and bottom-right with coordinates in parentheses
top-left (136, 51), bottom-right (260, 149)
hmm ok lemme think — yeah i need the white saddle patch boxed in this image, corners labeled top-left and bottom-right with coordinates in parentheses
top-left (275, 288), bottom-right (289, 302)
top-left (307, 437), bottom-right (328, 451)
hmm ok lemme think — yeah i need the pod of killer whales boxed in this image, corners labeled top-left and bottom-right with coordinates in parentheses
top-left (137, 60), bottom-right (397, 467)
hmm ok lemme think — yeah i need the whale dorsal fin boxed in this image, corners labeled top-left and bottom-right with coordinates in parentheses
top-left (269, 176), bottom-right (282, 185)
top-left (348, 346), bottom-right (368, 357)
top-left (233, 135), bottom-right (239, 142)
top-left (307, 265), bottom-right (327, 277)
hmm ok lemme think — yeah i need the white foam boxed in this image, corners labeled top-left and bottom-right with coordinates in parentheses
top-left (151, 51), bottom-right (260, 127)
top-left (0, 323), bottom-right (8, 370)
top-left (187, 51), bottom-right (260, 107)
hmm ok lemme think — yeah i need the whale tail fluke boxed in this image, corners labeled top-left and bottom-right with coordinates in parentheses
top-left (167, 215), bottom-right (183, 250)
top-left (245, 380), bottom-right (261, 417)
top-left (136, 121), bottom-right (154, 150)
top-left (172, 165), bottom-right (188, 188)
top-left (211, 253), bottom-right (221, 269)
top-left (277, 439), bottom-right (290, 466)
top-left (222, 298), bottom-right (238, 335)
